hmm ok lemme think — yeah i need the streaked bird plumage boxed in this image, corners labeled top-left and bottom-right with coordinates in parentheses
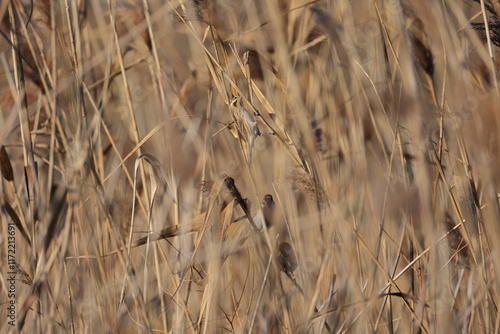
top-left (229, 96), bottom-right (261, 162)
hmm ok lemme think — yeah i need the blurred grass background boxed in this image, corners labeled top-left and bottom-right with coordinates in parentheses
top-left (2, 0), bottom-right (500, 332)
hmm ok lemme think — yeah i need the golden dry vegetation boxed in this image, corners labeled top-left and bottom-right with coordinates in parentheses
top-left (1, 0), bottom-right (500, 333)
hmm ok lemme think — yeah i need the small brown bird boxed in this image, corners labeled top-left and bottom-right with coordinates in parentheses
top-left (240, 194), bottom-right (276, 230)
top-left (277, 242), bottom-right (298, 280)
top-left (261, 194), bottom-right (275, 228)
top-left (108, 180), bottom-right (275, 260)
top-left (229, 96), bottom-right (261, 162)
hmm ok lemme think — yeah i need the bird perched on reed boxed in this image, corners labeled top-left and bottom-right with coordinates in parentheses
top-left (104, 177), bottom-right (274, 259)
top-left (229, 193), bottom-right (277, 235)
top-left (261, 194), bottom-right (276, 228)
top-left (229, 96), bottom-right (261, 162)
top-left (223, 193), bottom-right (277, 257)
top-left (277, 242), bottom-right (298, 282)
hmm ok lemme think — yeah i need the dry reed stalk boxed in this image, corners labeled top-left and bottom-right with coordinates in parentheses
top-left (3, 0), bottom-right (500, 332)
top-left (449, 175), bottom-right (482, 264)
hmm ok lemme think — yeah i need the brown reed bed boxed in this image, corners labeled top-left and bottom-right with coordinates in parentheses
top-left (2, 0), bottom-right (500, 333)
